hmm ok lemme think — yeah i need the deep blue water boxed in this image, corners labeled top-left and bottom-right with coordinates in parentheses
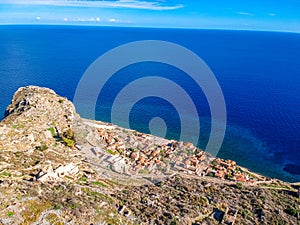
top-left (0, 25), bottom-right (300, 182)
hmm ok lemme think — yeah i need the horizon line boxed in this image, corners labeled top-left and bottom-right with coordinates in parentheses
top-left (1, 23), bottom-right (300, 34)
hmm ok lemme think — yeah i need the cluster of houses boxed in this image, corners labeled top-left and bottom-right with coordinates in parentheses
top-left (176, 151), bottom-right (253, 182)
top-left (96, 127), bottom-right (174, 175)
top-left (95, 127), bottom-right (257, 182)
top-left (206, 158), bottom-right (251, 182)
top-left (97, 127), bottom-right (127, 153)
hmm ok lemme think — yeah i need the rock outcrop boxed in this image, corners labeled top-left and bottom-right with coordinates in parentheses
top-left (0, 86), bottom-right (131, 224)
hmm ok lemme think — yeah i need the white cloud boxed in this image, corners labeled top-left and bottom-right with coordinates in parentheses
top-left (62, 17), bottom-right (130, 24)
top-left (1, 0), bottom-right (184, 10)
top-left (237, 12), bottom-right (255, 16)
top-left (268, 13), bottom-right (276, 17)
top-left (107, 18), bottom-right (132, 24)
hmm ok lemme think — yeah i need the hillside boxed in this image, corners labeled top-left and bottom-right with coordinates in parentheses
top-left (0, 86), bottom-right (299, 224)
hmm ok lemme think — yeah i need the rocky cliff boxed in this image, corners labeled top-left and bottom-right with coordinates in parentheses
top-left (0, 86), bottom-right (299, 225)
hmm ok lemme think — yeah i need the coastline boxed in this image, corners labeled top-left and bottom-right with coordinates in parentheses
top-left (90, 116), bottom-right (300, 183)
top-left (77, 117), bottom-right (282, 186)
top-left (0, 85), bottom-right (299, 224)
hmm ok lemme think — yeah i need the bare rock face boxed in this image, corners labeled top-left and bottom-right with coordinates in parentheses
top-left (3, 86), bottom-right (78, 133)
top-left (0, 86), bottom-right (86, 184)
top-left (0, 86), bottom-right (133, 224)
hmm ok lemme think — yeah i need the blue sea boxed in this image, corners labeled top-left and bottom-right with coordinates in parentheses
top-left (0, 25), bottom-right (300, 182)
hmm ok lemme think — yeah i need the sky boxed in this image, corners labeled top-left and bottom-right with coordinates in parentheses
top-left (0, 0), bottom-right (300, 32)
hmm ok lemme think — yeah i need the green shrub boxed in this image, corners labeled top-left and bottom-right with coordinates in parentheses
top-left (0, 171), bottom-right (11, 177)
top-left (48, 127), bottom-right (56, 137)
top-left (53, 205), bottom-right (61, 210)
top-left (236, 167), bottom-right (244, 173)
top-left (107, 149), bottom-right (116, 155)
top-left (235, 182), bottom-right (243, 190)
top-left (241, 209), bottom-right (249, 218)
top-left (62, 136), bottom-right (75, 147)
top-left (63, 129), bottom-right (74, 140)
top-left (225, 173), bottom-right (233, 179)
top-left (79, 176), bottom-right (87, 182)
top-left (285, 206), bottom-right (298, 217)
top-left (171, 218), bottom-right (178, 225)
top-left (7, 211), bottom-right (14, 217)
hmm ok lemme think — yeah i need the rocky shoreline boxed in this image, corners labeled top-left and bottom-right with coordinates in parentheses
top-left (0, 86), bottom-right (299, 224)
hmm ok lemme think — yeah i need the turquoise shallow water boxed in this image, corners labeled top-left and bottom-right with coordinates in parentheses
top-left (0, 25), bottom-right (300, 182)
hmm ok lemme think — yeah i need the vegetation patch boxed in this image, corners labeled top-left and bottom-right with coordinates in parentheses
top-left (259, 183), bottom-right (291, 190)
top-left (139, 169), bottom-right (149, 174)
top-left (61, 136), bottom-right (75, 147)
top-left (20, 200), bottom-right (52, 225)
top-left (107, 149), bottom-right (116, 155)
top-left (79, 176), bottom-right (87, 182)
top-left (48, 127), bottom-right (56, 137)
top-left (92, 181), bottom-right (108, 187)
top-left (285, 206), bottom-right (298, 217)
top-left (235, 182), bottom-right (243, 190)
top-left (0, 171), bottom-right (11, 178)
top-left (12, 123), bottom-right (24, 129)
top-left (46, 212), bottom-right (64, 225)
top-left (7, 211), bottom-right (14, 217)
